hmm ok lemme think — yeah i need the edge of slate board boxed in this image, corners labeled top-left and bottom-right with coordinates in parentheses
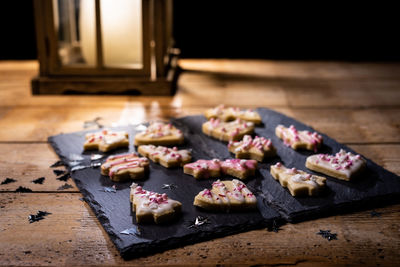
top-left (254, 107), bottom-right (400, 222)
top-left (48, 107), bottom-right (400, 259)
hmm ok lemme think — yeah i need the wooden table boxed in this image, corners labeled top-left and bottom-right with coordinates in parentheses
top-left (0, 59), bottom-right (399, 266)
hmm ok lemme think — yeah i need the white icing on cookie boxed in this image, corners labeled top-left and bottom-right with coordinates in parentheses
top-left (307, 149), bottom-right (366, 179)
top-left (276, 124), bottom-right (322, 152)
top-left (130, 183), bottom-right (181, 223)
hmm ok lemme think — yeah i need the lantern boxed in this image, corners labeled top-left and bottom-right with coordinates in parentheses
top-left (32, 0), bottom-right (178, 95)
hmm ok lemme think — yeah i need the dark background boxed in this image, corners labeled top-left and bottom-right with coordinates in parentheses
top-left (0, 1), bottom-right (398, 61)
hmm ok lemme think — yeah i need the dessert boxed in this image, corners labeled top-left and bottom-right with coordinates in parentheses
top-left (134, 122), bottom-right (184, 146)
top-left (228, 135), bottom-right (276, 162)
top-left (130, 183), bottom-right (181, 223)
top-left (84, 129), bottom-right (129, 152)
top-left (194, 179), bottom-right (257, 211)
top-left (270, 162), bottom-right (326, 196)
top-left (101, 153), bottom-right (149, 182)
top-left (306, 149), bottom-right (366, 181)
top-left (138, 145), bottom-right (192, 168)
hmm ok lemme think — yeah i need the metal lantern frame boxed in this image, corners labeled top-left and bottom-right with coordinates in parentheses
top-left (32, 0), bottom-right (179, 95)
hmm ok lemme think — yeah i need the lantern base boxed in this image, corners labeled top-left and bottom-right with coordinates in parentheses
top-left (31, 54), bottom-right (180, 96)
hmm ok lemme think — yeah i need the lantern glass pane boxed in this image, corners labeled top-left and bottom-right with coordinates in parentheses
top-left (100, 0), bottom-right (143, 69)
top-left (54, 0), bottom-right (96, 67)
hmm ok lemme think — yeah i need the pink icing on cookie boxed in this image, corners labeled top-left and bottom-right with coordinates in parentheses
top-left (220, 159), bottom-right (257, 171)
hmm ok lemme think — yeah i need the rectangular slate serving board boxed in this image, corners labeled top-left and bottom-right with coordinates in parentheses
top-left (48, 107), bottom-right (400, 259)
top-left (48, 121), bottom-right (280, 260)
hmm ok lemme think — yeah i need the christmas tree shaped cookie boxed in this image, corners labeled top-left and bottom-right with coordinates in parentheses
top-left (130, 183), bottom-right (182, 224)
top-left (138, 145), bottom-right (192, 168)
top-left (270, 162), bottom-right (326, 196)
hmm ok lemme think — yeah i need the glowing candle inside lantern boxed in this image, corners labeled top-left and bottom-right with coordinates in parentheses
top-left (80, 0), bottom-right (142, 68)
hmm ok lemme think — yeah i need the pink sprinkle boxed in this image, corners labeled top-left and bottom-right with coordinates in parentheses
top-left (202, 189), bottom-right (212, 198)
top-left (289, 125), bottom-right (298, 134)
top-left (275, 162), bottom-right (282, 168)
top-left (265, 139), bottom-right (271, 147)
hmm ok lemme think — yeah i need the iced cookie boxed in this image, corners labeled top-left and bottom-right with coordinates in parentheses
top-left (228, 135), bottom-right (276, 162)
top-left (306, 149), bottom-right (366, 181)
top-left (130, 183), bottom-right (182, 224)
top-left (134, 122), bottom-right (184, 146)
top-left (138, 145), bottom-right (192, 168)
top-left (202, 118), bottom-right (255, 142)
top-left (101, 153), bottom-right (149, 182)
top-left (84, 129), bottom-right (129, 152)
top-left (183, 159), bottom-right (257, 180)
top-left (205, 105), bottom-right (262, 124)
top-left (270, 162), bottom-right (326, 196)
top-left (183, 159), bottom-right (221, 179)
top-left (194, 179), bottom-right (257, 211)
top-left (220, 159), bottom-right (258, 180)
top-left (275, 124), bottom-right (323, 152)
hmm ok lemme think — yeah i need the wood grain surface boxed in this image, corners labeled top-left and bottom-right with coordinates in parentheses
top-left (0, 60), bottom-right (399, 266)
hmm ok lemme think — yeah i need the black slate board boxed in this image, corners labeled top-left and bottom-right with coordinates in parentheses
top-left (48, 108), bottom-right (400, 259)
top-left (48, 122), bottom-right (280, 260)
top-left (251, 108), bottom-right (400, 222)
